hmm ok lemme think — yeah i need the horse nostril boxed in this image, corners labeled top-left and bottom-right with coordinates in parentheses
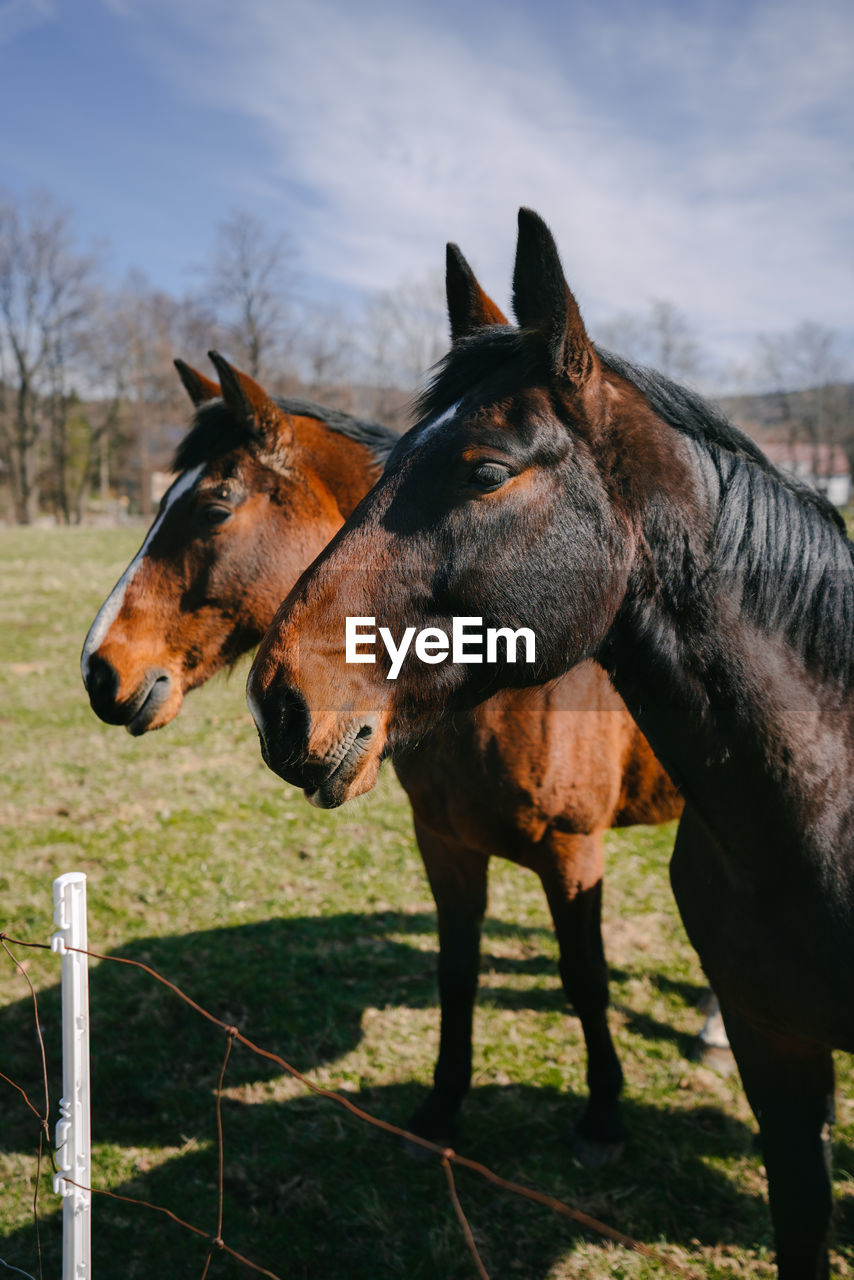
top-left (84, 654), bottom-right (121, 720)
top-left (266, 684), bottom-right (311, 768)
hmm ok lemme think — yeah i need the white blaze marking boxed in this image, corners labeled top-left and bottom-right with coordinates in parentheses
top-left (408, 400), bottom-right (462, 453)
top-left (80, 466), bottom-right (204, 680)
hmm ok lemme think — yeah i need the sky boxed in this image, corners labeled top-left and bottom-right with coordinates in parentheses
top-left (1, 0), bottom-right (852, 379)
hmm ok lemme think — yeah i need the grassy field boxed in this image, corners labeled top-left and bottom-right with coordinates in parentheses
top-left (1, 526), bottom-right (853, 1279)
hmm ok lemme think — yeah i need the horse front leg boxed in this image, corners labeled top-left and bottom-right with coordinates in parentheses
top-left (721, 1006), bottom-right (834, 1280)
top-left (539, 832), bottom-right (627, 1166)
top-left (407, 819), bottom-right (489, 1145)
top-left (671, 812), bottom-right (834, 1277)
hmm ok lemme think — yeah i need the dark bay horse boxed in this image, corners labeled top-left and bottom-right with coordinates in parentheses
top-left (246, 209), bottom-right (854, 1277)
top-left (82, 347), bottom-right (686, 1163)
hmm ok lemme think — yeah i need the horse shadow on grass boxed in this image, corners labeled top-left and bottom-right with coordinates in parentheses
top-left (1, 911), bottom-right (440, 1152)
top-left (1, 1081), bottom-right (812, 1279)
top-left (1, 911), bottom-right (848, 1277)
top-left (1, 912), bottom-right (701, 1152)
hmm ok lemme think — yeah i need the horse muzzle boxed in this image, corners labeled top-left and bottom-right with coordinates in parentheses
top-left (84, 654), bottom-right (177, 735)
top-left (247, 677), bottom-right (382, 807)
top-left (302, 720), bottom-right (380, 808)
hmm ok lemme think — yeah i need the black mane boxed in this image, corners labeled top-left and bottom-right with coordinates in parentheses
top-left (595, 351), bottom-right (854, 682)
top-left (174, 396), bottom-right (399, 474)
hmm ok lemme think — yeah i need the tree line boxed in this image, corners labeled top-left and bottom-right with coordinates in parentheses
top-left (0, 190), bottom-right (850, 524)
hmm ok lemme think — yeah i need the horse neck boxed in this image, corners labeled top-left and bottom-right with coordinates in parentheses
top-left (291, 417), bottom-right (382, 518)
top-left (602, 438), bottom-right (854, 858)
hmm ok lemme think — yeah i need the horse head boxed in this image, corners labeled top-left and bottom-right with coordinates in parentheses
top-left (245, 215), bottom-right (649, 806)
top-left (82, 355), bottom-right (384, 733)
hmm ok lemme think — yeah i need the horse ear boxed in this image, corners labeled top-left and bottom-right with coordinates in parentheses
top-left (446, 243), bottom-right (508, 342)
top-left (206, 351), bottom-right (292, 449)
top-left (512, 208), bottom-right (595, 384)
top-left (174, 359), bottom-right (220, 407)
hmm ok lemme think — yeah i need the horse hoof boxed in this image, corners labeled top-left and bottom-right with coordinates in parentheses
top-left (571, 1132), bottom-right (626, 1168)
top-left (693, 1042), bottom-right (737, 1076)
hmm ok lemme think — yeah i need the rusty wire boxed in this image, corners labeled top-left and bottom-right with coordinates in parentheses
top-left (62, 1179), bottom-right (281, 1279)
top-left (200, 1028), bottom-right (237, 1280)
top-left (441, 1155), bottom-right (490, 1280)
top-left (0, 931), bottom-right (702, 1280)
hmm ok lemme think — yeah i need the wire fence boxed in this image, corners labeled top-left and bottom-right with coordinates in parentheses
top-left (0, 927), bottom-right (703, 1280)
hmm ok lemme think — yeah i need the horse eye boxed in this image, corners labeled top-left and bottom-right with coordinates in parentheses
top-left (468, 462), bottom-right (510, 492)
top-left (203, 504), bottom-right (232, 526)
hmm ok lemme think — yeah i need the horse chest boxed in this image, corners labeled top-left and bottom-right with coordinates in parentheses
top-left (396, 726), bottom-right (614, 860)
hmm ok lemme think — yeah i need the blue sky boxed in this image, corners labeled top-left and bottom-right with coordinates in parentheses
top-left (1, 0), bottom-right (852, 373)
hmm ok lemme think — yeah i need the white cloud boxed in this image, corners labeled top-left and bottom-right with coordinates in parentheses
top-left (115, 0), bottom-right (854, 369)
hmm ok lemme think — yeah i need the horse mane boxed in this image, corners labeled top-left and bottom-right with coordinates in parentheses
top-left (411, 327), bottom-right (854, 681)
top-left (596, 351), bottom-right (854, 682)
top-left (173, 396), bottom-right (399, 474)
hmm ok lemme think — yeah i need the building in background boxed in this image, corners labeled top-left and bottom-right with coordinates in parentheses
top-left (759, 442), bottom-right (851, 507)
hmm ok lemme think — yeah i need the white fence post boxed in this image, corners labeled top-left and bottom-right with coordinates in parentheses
top-left (51, 872), bottom-right (91, 1280)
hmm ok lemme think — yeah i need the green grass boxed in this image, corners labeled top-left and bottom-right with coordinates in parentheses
top-left (1, 526), bottom-right (853, 1278)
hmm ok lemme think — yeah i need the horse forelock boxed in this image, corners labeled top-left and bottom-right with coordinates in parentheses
top-left (172, 399), bottom-right (257, 474)
top-left (414, 327), bottom-right (539, 428)
top-left (382, 328), bottom-right (546, 472)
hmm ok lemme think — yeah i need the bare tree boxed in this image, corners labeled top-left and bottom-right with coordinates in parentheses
top-left (753, 321), bottom-right (852, 470)
top-left (293, 300), bottom-right (360, 409)
top-left (200, 209), bottom-right (296, 380)
top-left (598, 298), bottom-right (703, 384)
top-left (0, 191), bottom-right (98, 522)
top-left (90, 271), bottom-right (218, 518)
top-left (756, 322), bottom-right (842, 394)
top-left (361, 270), bottom-right (449, 425)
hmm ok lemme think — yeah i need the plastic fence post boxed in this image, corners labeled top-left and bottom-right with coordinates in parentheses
top-left (51, 872), bottom-right (91, 1280)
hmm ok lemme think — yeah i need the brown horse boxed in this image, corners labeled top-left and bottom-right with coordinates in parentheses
top-left (82, 343), bottom-right (683, 1165)
top-left (246, 209), bottom-right (854, 1277)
